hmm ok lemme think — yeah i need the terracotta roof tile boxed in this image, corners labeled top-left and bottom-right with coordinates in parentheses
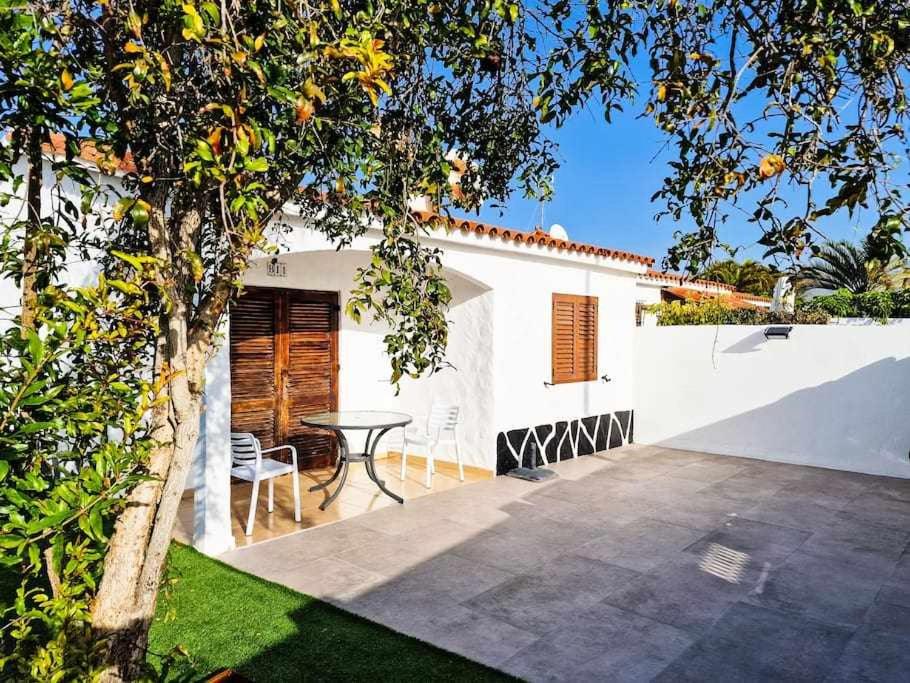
top-left (414, 211), bottom-right (654, 266)
top-left (663, 286), bottom-right (765, 310)
top-left (732, 292), bottom-right (772, 304)
top-left (43, 132), bottom-right (136, 174)
top-left (643, 268), bottom-right (736, 291)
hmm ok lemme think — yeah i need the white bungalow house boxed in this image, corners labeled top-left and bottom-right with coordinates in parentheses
top-left (2, 140), bottom-right (770, 555)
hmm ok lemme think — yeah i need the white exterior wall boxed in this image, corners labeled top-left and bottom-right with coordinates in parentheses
top-left (0, 161), bottom-right (115, 325)
top-left (634, 325), bottom-right (910, 478)
top-left (216, 221), bottom-right (643, 475)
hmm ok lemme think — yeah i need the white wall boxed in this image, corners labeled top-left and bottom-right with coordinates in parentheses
top-left (225, 224), bottom-right (643, 473)
top-left (0, 161), bottom-right (115, 325)
top-left (635, 325), bottom-right (910, 478)
top-left (452, 249), bottom-right (638, 434)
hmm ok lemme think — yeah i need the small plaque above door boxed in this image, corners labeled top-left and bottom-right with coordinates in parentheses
top-left (266, 260), bottom-right (287, 278)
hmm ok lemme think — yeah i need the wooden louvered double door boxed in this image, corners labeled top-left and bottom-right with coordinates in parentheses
top-left (229, 287), bottom-right (339, 469)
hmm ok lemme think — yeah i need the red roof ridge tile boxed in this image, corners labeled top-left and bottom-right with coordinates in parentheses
top-left (732, 292), bottom-right (772, 302)
top-left (414, 211), bottom-right (654, 266)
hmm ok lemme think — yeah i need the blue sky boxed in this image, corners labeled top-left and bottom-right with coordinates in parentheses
top-left (471, 104), bottom-right (875, 269)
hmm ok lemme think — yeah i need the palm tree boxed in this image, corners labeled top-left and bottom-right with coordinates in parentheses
top-left (699, 259), bottom-right (779, 296)
top-left (798, 240), bottom-right (910, 294)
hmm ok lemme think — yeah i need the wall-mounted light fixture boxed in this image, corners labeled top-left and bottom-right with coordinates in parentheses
top-left (764, 325), bottom-right (792, 340)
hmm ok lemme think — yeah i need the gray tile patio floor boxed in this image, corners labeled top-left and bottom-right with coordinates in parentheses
top-left (218, 445), bottom-right (910, 682)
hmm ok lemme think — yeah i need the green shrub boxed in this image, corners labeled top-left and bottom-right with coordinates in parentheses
top-left (647, 300), bottom-right (829, 326)
top-left (801, 288), bottom-right (910, 321)
top-left (854, 291), bottom-right (894, 322)
top-left (803, 288), bottom-right (855, 317)
top-left (889, 290), bottom-right (910, 317)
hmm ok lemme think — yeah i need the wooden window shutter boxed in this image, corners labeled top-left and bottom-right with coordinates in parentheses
top-left (552, 293), bottom-right (598, 384)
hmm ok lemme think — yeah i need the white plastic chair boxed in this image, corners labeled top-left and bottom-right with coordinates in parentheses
top-left (231, 432), bottom-right (301, 536)
top-left (398, 404), bottom-right (463, 488)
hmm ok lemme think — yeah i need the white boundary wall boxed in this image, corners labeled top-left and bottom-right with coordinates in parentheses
top-left (635, 324), bottom-right (910, 479)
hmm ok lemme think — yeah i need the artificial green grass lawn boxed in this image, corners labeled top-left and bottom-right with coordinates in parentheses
top-left (149, 543), bottom-right (515, 682)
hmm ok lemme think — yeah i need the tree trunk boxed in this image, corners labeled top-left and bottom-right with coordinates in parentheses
top-left (21, 128), bottom-right (42, 333)
top-left (92, 394), bottom-right (202, 682)
top-left (91, 183), bottom-right (237, 680)
top-left (93, 296), bottom-right (209, 681)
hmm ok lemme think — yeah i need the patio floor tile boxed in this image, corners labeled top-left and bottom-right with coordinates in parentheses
top-left (575, 519), bottom-right (706, 572)
top-left (877, 581), bottom-right (910, 609)
top-left (501, 602), bottom-right (694, 683)
top-left (218, 519), bottom-right (390, 568)
top-left (864, 599), bottom-right (910, 633)
top-left (277, 556), bottom-right (386, 600)
top-left (666, 460), bottom-right (749, 483)
top-left (635, 448), bottom-right (717, 467)
top-left (449, 528), bottom-right (567, 573)
top-left (370, 551), bottom-right (517, 604)
top-left (490, 506), bottom-right (609, 549)
top-left (826, 627), bottom-right (910, 682)
top-left (646, 493), bottom-right (752, 532)
top-left (600, 477), bottom-right (713, 508)
top-left (215, 445), bottom-right (910, 681)
top-left (699, 474), bottom-right (787, 504)
top-left (737, 459), bottom-right (813, 485)
top-left (744, 496), bottom-right (851, 532)
top-left (742, 554), bottom-right (881, 626)
top-left (840, 491), bottom-right (910, 531)
top-left (463, 554), bottom-right (639, 635)
top-left (891, 548), bottom-right (910, 582)
top-left (596, 460), bottom-right (681, 482)
top-left (653, 603), bottom-right (854, 682)
top-left (414, 603), bottom-right (541, 668)
top-left (601, 554), bottom-right (757, 635)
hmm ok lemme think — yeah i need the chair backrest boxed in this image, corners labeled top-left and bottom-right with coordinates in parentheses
top-left (231, 432), bottom-right (261, 466)
top-left (427, 404), bottom-right (459, 435)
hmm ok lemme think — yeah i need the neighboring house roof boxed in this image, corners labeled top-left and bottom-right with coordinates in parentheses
top-left (640, 268), bottom-right (736, 292)
top-left (733, 292), bottom-right (773, 305)
top-left (662, 286), bottom-right (770, 310)
top-left (43, 132), bottom-right (136, 174)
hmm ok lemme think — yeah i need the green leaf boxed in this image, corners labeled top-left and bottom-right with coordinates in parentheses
top-left (244, 157), bottom-right (269, 172)
top-left (195, 139), bottom-right (214, 161)
top-left (21, 421), bottom-right (58, 434)
top-left (26, 331), bottom-right (43, 363)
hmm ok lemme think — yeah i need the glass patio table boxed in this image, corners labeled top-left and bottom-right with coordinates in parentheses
top-left (300, 410), bottom-right (412, 510)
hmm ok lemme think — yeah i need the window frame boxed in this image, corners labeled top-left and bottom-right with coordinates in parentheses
top-left (551, 292), bottom-right (599, 385)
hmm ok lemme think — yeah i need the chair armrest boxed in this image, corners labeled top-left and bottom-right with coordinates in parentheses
top-left (260, 444), bottom-right (296, 455)
top-left (261, 444), bottom-right (298, 466)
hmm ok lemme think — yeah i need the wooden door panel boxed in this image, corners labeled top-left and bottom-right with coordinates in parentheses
top-left (285, 291), bottom-right (338, 468)
top-left (230, 289), bottom-right (277, 448)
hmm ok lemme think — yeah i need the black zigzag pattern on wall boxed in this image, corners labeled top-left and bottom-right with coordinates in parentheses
top-left (495, 410), bottom-right (633, 475)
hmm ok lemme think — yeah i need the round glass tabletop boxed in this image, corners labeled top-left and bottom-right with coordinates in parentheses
top-left (300, 410), bottom-right (413, 430)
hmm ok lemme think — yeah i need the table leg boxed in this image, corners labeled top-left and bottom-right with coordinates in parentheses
top-left (318, 430), bottom-right (350, 510)
top-left (367, 426), bottom-right (403, 504)
top-left (308, 439), bottom-right (345, 492)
